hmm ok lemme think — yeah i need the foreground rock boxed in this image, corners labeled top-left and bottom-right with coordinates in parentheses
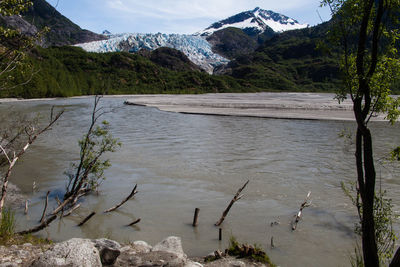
top-left (0, 236), bottom-right (270, 266)
top-left (31, 238), bottom-right (102, 267)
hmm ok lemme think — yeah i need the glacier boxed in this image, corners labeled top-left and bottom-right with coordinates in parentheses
top-left (75, 33), bottom-right (229, 73)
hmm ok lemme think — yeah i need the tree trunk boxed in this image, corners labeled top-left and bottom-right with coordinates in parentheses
top-left (361, 129), bottom-right (379, 267)
top-left (355, 123), bottom-right (379, 267)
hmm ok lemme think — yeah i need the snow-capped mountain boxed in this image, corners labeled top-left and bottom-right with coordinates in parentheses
top-left (75, 33), bottom-right (228, 73)
top-left (102, 30), bottom-right (112, 36)
top-left (195, 7), bottom-right (308, 36)
top-left (75, 7), bottom-right (307, 73)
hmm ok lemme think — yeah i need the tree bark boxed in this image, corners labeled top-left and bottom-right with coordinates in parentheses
top-left (17, 215), bottom-right (57, 235)
top-left (215, 180), bottom-right (249, 226)
top-left (390, 246), bottom-right (400, 267)
top-left (104, 184), bottom-right (138, 213)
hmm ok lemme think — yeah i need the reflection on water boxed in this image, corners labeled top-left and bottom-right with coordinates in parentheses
top-left (1, 96), bottom-right (399, 267)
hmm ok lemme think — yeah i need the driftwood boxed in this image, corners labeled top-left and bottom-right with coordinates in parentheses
top-left (128, 218), bottom-right (141, 226)
top-left (78, 212), bottom-right (96, 226)
top-left (17, 215), bottom-right (57, 235)
top-left (52, 188), bottom-right (89, 215)
top-left (40, 191), bottom-right (50, 223)
top-left (104, 184), bottom-right (138, 213)
top-left (192, 208), bottom-right (200, 227)
top-left (62, 204), bottom-right (81, 217)
top-left (291, 191), bottom-right (312, 231)
top-left (215, 180), bottom-right (249, 226)
top-left (24, 200), bottom-right (29, 214)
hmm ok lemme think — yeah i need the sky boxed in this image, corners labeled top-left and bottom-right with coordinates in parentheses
top-left (46, 0), bottom-right (332, 34)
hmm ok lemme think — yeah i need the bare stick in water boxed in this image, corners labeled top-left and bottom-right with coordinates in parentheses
top-left (62, 204), bottom-right (81, 217)
top-left (128, 218), bottom-right (141, 226)
top-left (104, 184), bottom-right (138, 213)
top-left (24, 200), bottom-right (28, 214)
top-left (215, 180), bottom-right (249, 226)
top-left (291, 191), bottom-right (312, 231)
top-left (192, 208), bottom-right (200, 227)
top-left (17, 215), bottom-right (57, 235)
top-left (40, 191), bottom-right (50, 223)
top-left (78, 212), bottom-right (96, 226)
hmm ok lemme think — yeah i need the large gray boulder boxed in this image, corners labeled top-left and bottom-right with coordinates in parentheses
top-left (92, 238), bottom-right (121, 265)
top-left (152, 236), bottom-right (186, 259)
top-left (31, 238), bottom-right (101, 267)
top-left (115, 250), bottom-right (186, 267)
top-left (131, 240), bottom-right (152, 253)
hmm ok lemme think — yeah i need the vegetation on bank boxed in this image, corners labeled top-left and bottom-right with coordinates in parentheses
top-left (204, 236), bottom-right (275, 266)
top-left (0, 208), bottom-right (50, 246)
top-left (0, 46), bottom-right (251, 98)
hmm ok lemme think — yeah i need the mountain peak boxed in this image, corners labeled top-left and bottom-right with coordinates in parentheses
top-left (195, 8), bottom-right (308, 36)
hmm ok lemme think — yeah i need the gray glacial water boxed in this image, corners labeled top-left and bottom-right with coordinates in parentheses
top-left (1, 96), bottom-right (399, 267)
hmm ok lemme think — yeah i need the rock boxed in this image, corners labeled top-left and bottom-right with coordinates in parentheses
top-left (92, 238), bottom-right (121, 265)
top-left (131, 240), bottom-right (152, 253)
top-left (31, 238), bottom-right (101, 267)
top-left (152, 236), bottom-right (186, 259)
top-left (115, 250), bottom-right (186, 267)
top-left (185, 260), bottom-right (204, 267)
top-left (202, 257), bottom-right (267, 267)
top-left (0, 263), bottom-right (18, 267)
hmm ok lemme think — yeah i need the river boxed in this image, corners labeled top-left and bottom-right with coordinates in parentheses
top-left (1, 96), bottom-right (399, 266)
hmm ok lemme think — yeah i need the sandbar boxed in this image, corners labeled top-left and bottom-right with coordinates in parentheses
top-left (125, 92), bottom-right (388, 121)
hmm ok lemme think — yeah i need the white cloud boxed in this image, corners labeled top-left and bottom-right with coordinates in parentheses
top-left (50, 0), bottom-right (330, 34)
top-left (105, 0), bottom-right (312, 20)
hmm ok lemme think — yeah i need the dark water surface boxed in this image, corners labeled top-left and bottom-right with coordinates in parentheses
top-left (1, 96), bottom-right (399, 267)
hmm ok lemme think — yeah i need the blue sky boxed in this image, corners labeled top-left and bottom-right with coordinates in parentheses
top-left (47, 0), bottom-right (331, 34)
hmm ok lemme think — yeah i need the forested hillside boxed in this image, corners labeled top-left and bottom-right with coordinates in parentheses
top-left (1, 46), bottom-right (247, 98)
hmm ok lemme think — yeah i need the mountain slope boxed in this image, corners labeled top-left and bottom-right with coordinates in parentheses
top-left (216, 22), bottom-right (341, 92)
top-left (0, 46), bottom-right (245, 98)
top-left (138, 47), bottom-right (204, 72)
top-left (206, 27), bottom-right (259, 59)
top-left (195, 7), bottom-right (308, 37)
top-left (0, 0), bottom-right (106, 47)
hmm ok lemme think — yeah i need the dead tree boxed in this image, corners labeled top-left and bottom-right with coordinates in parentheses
top-left (291, 191), bottom-right (312, 231)
top-left (17, 215), bottom-right (57, 235)
top-left (40, 191), bottom-right (50, 223)
top-left (104, 184), bottom-right (138, 213)
top-left (0, 109), bottom-right (63, 219)
top-left (215, 180), bottom-right (249, 226)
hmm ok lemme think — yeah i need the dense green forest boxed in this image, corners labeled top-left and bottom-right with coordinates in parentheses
top-left (220, 22), bottom-right (343, 92)
top-left (1, 46), bottom-right (251, 98)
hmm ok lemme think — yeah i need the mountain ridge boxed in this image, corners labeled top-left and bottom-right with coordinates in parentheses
top-left (195, 7), bottom-right (308, 37)
top-left (0, 0), bottom-right (106, 47)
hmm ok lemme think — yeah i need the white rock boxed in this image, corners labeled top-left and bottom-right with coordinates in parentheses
top-left (132, 240), bottom-right (152, 253)
top-left (185, 260), bottom-right (204, 267)
top-left (152, 236), bottom-right (186, 259)
top-left (31, 238), bottom-right (101, 267)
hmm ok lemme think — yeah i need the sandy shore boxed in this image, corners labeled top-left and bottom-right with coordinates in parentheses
top-left (0, 93), bottom-right (390, 121)
top-left (125, 92), bottom-right (388, 121)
